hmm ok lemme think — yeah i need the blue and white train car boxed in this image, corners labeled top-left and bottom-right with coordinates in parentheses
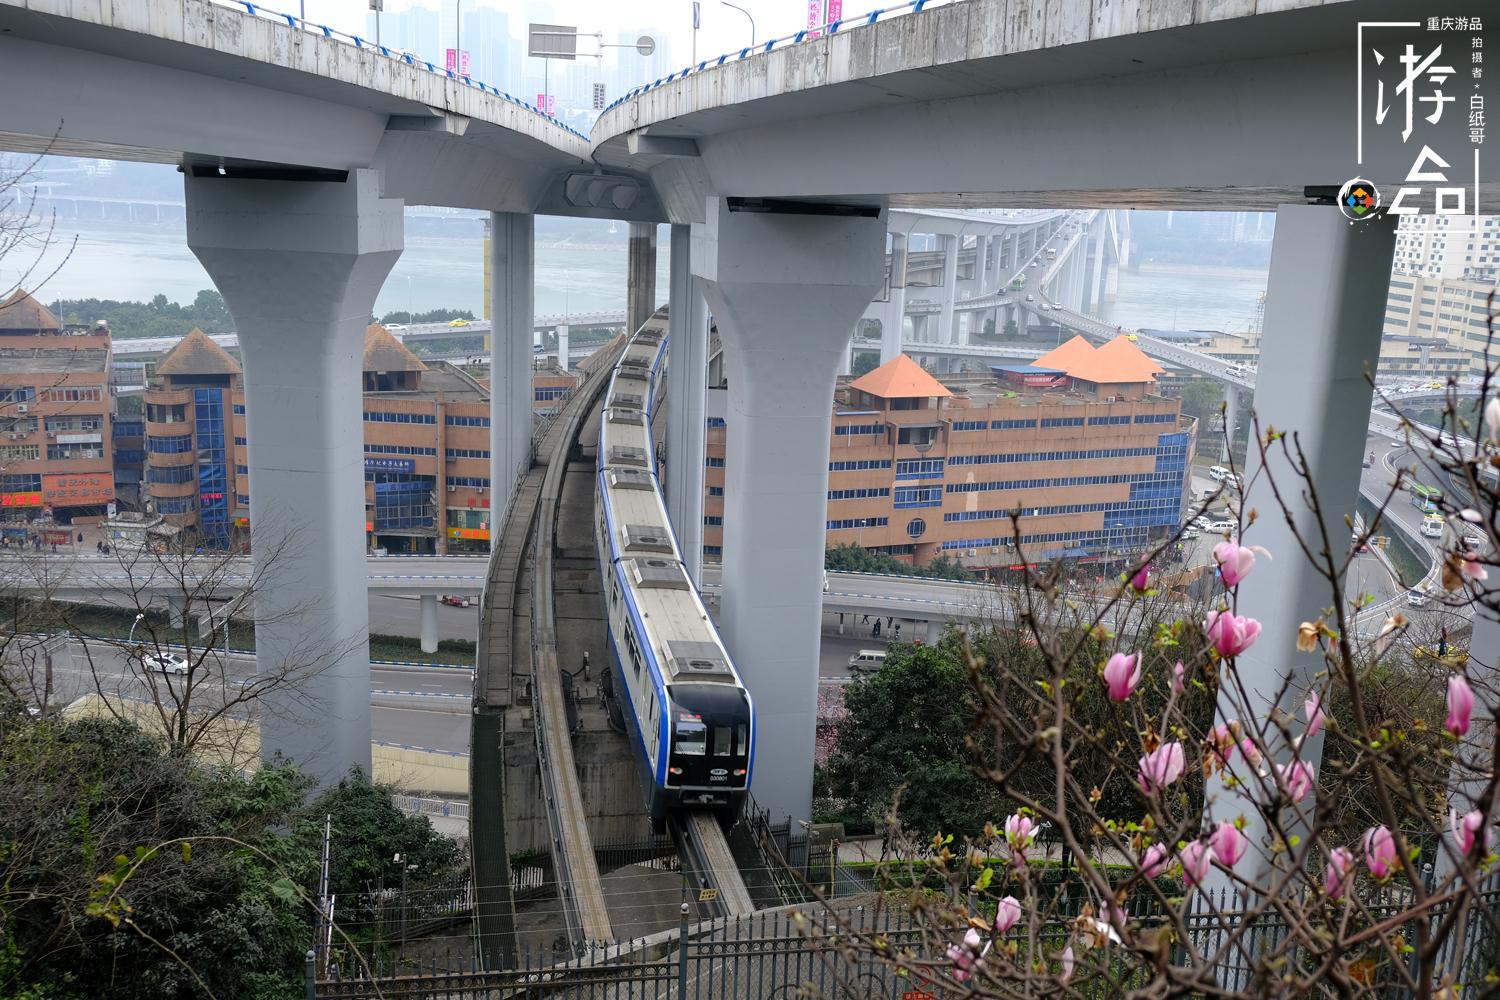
top-left (594, 316), bottom-right (754, 824)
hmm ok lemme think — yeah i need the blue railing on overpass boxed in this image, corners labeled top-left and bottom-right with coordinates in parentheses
top-left (602, 0), bottom-right (961, 114)
top-left (205, 0), bottom-right (588, 141)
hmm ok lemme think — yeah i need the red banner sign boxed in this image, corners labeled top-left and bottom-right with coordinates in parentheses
top-left (0, 492), bottom-right (43, 507)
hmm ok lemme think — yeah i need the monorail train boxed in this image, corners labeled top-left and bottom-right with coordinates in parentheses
top-left (593, 314), bottom-right (754, 824)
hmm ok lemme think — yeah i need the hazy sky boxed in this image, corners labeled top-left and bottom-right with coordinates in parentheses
top-left (306, 0), bottom-right (818, 74)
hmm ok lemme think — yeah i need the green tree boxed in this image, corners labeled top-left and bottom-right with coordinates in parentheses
top-left (825, 635), bottom-right (1002, 836)
top-left (1177, 379), bottom-right (1224, 423)
top-left (825, 543), bottom-right (974, 581)
top-left (850, 352), bottom-right (880, 377)
top-left (1002, 318), bottom-right (1019, 339)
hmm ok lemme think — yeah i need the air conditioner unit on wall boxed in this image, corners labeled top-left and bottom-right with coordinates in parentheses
top-left (447, 485), bottom-right (457, 492)
top-left (15, 404), bottom-right (27, 413)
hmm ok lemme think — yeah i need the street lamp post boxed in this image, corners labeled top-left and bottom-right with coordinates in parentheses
top-left (127, 612), bottom-right (145, 645)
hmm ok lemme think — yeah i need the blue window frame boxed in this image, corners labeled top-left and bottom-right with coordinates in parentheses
top-left (893, 486), bottom-right (942, 509)
top-left (894, 458), bottom-right (944, 480)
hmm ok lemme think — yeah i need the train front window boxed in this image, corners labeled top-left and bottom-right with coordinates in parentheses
top-left (712, 726), bottom-right (733, 756)
top-left (674, 717), bottom-right (707, 756)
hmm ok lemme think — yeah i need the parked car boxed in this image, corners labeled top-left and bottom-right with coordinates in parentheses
top-left (1180, 526), bottom-right (1201, 540)
top-left (1204, 518), bottom-right (1236, 533)
top-left (848, 649), bottom-right (887, 672)
top-left (144, 652), bottom-right (189, 675)
top-left (1406, 587), bottom-right (1429, 608)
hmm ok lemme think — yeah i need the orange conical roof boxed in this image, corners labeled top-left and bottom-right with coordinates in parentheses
top-left (1032, 334), bottom-right (1161, 384)
top-left (1033, 334), bottom-right (1096, 373)
top-left (0, 289), bottom-right (61, 332)
top-left (848, 353), bottom-right (952, 399)
top-left (155, 328), bottom-right (242, 376)
top-left (363, 323), bottom-right (427, 373)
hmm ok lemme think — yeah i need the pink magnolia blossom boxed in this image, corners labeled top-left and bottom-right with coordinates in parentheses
top-left (1363, 825), bottom-right (1398, 879)
top-left (1103, 651), bottom-right (1143, 701)
top-left (1447, 674), bottom-right (1475, 737)
top-left (1304, 691), bottom-right (1325, 741)
top-left (1238, 738), bottom-right (1263, 768)
top-left (1137, 742), bottom-right (1186, 793)
top-left (1452, 809), bottom-right (1489, 857)
top-left (1463, 553), bottom-right (1489, 582)
top-left (1324, 847), bottom-right (1354, 900)
top-left (1487, 396), bottom-right (1500, 442)
top-left (994, 895), bottom-right (1021, 934)
top-left (946, 927), bottom-right (983, 982)
top-left (1213, 539), bottom-right (1257, 587)
top-left (1180, 840), bottom-right (1212, 887)
top-left (1004, 813), bottom-right (1037, 856)
top-left (1210, 821), bottom-right (1247, 868)
top-left (1139, 843), bottom-right (1170, 879)
top-left (1277, 760), bottom-right (1317, 802)
top-left (1205, 609), bottom-right (1262, 657)
top-left (1129, 561), bottom-right (1150, 593)
top-left (1172, 660), bottom-right (1185, 693)
top-left (1059, 944), bottom-right (1074, 984)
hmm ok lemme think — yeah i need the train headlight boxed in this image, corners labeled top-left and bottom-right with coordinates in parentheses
top-left (733, 769), bottom-right (747, 777)
top-left (668, 767), bottom-right (683, 775)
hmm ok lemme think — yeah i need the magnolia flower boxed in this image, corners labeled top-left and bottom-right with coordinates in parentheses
top-left (1103, 651), bottom-right (1143, 701)
top-left (1137, 742), bottom-right (1186, 793)
top-left (1461, 508), bottom-right (1484, 523)
top-left (1277, 759), bottom-right (1316, 802)
top-left (1445, 552), bottom-right (1489, 590)
top-left (1452, 809), bottom-right (1488, 857)
top-left (1213, 539), bottom-right (1258, 587)
top-left (1377, 612), bottom-right (1409, 640)
top-left (1059, 944), bottom-right (1075, 984)
top-left (1447, 674), bottom-right (1475, 737)
top-left (1172, 660), bottom-right (1185, 693)
top-left (1004, 813), bottom-right (1037, 856)
top-left (1129, 561), bottom-right (1150, 593)
top-left (1180, 840), bottom-right (1212, 887)
top-left (1205, 609), bottom-right (1262, 657)
top-left (1324, 847), bottom-right (1354, 900)
top-left (946, 927), bottom-right (984, 982)
top-left (1363, 825), bottom-right (1398, 879)
top-left (1139, 842), bottom-right (1170, 879)
top-left (1238, 737), bottom-right (1264, 768)
top-left (1486, 395), bottom-right (1500, 442)
top-left (994, 895), bottom-right (1021, 934)
top-left (1210, 821), bottom-right (1247, 868)
top-left (1296, 619), bottom-right (1322, 653)
top-left (1304, 691), bottom-right (1325, 741)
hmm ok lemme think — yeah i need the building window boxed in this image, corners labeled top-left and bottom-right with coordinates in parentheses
top-left (445, 448), bottom-right (490, 460)
top-left (703, 545), bottom-right (723, 557)
top-left (365, 443), bottom-right (437, 456)
top-left (154, 495), bottom-right (196, 514)
top-left (147, 434), bottom-right (193, 455)
top-left (706, 457), bottom-right (725, 468)
top-left (895, 458), bottom-right (944, 480)
top-left (0, 388), bottom-right (35, 405)
top-left (906, 517), bottom-right (927, 539)
top-left (827, 487), bottom-right (889, 500)
top-left (950, 420), bottom-right (987, 431)
top-left (234, 437), bottom-right (247, 446)
top-left (893, 486), bottom-right (942, 509)
top-left (1040, 417), bottom-right (1085, 428)
top-left (706, 417), bottom-right (726, 428)
top-left (704, 515), bottom-right (723, 526)
top-left (1087, 415), bottom-right (1131, 426)
top-left (826, 517), bottom-right (889, 530)
top-left (991, 418), bottom-right (1037, 430)
top-left (1, 474), bottom-right (40, 492)
top-left (46, 415), bottom-right (105, 431)
top-left (232, 404), bottom-right (246, 415)
top-left (897, 426), bottom-right (938, 446)
top-left (145, 403), bottom-right (187, 423)
top-left (39, 387), bottom-right (102, 403)
top-left (0, 445), bottom-right (38, 462)
top-left (365, 411), bottom-right (438, 424)
top-left (235, 465), bottom-right (249, 475)
top-left (1133, 413), bottom-right (1176, 424)
top-left (829, 459), bottom-right (892, 472)
top-left (445, 414), bottom-right (491, 427)
top-left (708, 486), bottom-right (725, 497)
top-left (147, 464), bottom-right (195, 484)
top-left (447, 476), bottom-right (492, 489)
top-left (835, 423), bottom-right (886, 436)
top-left (535, 387), bottom-right (570, 401)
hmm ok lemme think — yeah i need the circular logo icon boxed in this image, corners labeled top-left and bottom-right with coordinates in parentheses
top-left (1338, 178), bottom-right (1382, 222)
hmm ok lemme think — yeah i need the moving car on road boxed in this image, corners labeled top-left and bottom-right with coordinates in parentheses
top-left (145, 652), bottom-right (189, 675)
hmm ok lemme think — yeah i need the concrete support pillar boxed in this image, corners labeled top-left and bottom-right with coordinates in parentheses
top-left (1203, 204), bottom-right (1395, 894)
top-left (839, 334), bottom-right (854, 375)
top-left (166, 594), bottom-right (187, 631)
top-left (627, 222), bottom-right (658, 335)
top-left (489, 212), bottom-right (534, 513)
top-left (186, 167), bottom-right (401, 786)
top-left (883, 233), bottom-right (907, 364)
top-left (939, 234), bottom-right (958, 345)
top-left (555, 324), bottom-right (569, 370)
top-left (419, 593), bottom-right (438, 654)
top-left (665, 224), bottom-right (708, 588)
top-left (691, 197), bottom-right (886, 824)
top-left (908, 313), bottom-right (926, 344)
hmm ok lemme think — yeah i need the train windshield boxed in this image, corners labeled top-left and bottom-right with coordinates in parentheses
top-left (673, 716), bottom-right (707, 756)
top-left (667, 684), bottom-right (751, 787)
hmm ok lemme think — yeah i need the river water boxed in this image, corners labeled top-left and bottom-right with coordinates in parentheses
top-left (5, 218), bottom-right (1265, 335)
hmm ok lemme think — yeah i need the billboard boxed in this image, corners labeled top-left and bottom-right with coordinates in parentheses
top-left (0, 492), bottom-right (43, 508)
top-left (445, 48), bottom-right (470, 75)
top-left (43, 473), bottom-right (112, 506)
top-left (805, 0), bottom-right (823, 38)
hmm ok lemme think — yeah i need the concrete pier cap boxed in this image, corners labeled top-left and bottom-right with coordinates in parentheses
top-left (691, 195), bottom-right (887, 823)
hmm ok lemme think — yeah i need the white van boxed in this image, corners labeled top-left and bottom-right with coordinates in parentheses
top-left (1208, 466), bottom-right (1230, 482)
top-left (1421, 515), bottom-right (1444, 539)
top-left (848, 649), bottom-right (887, 672)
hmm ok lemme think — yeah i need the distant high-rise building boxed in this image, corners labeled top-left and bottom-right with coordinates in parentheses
top-left (365, 5), bottom-right (440, 63)
top-left (1392, 215), bottom-right (1500, 281)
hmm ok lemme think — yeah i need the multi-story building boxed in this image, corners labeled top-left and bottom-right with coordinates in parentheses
top-left (702, 338), bottom-right (1194, 574)
top-left (0, 290), bottom-right (114, 531)
top-left (1392, 215), bottom-right (1500, 282)
top-left (142, 325), bottom-right (501, 554)
top-left (1383, 272), bottom-right (1500, 375)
